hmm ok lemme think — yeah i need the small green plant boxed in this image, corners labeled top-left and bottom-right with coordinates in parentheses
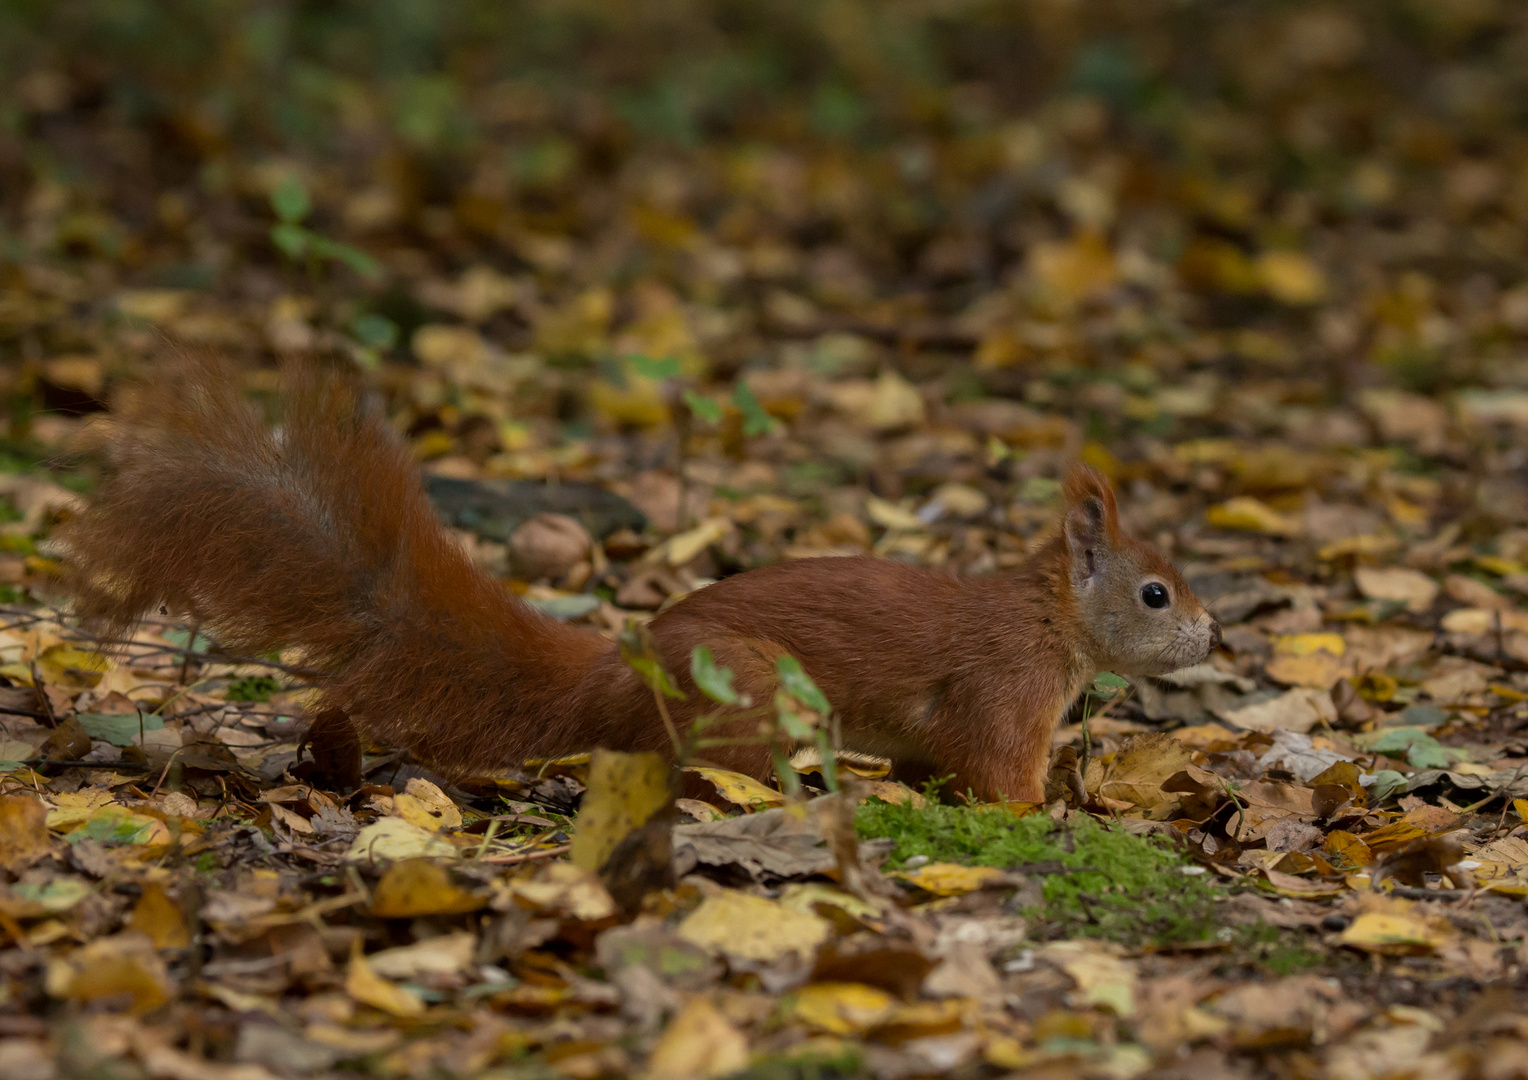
top-left (618, 627), bottom-right (836, 796)
top-left (856, 798), bottom-right (1222, 945)
top-left (268, 175), bottom-right (380, 280)
top-left (225, 675), bottom-right (282, 703)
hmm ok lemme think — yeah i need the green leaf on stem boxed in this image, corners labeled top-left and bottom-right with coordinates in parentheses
top-left (775, 655), bottom-right (829, 713)
top-left (690, 645), bottom-right (739, 704)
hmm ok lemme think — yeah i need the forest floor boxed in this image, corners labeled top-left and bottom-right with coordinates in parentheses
top-left (4, 3), bottom-right (1528, 1077)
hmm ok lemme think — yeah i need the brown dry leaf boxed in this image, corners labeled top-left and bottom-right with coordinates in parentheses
top-left (367, 931), bottom-right (476, 981)
top-left (130, 880), bottom-right (190, 949)
top-left (346, 945), bottom-right (426, 1018)
top-left (1095, 731), bottom-right (1193, 809)
top-left (45, 932), bottom-right (174, 1015)
top-left (0, 794), bottom-right (50, 872)
top-left (370, 859), bottom-right (485, 918)
top-left (647, 996), bottom-right (750, 1080)
top-left (1221, 687), bottom-right (1337, 733)
top-left (1354, 566), bottom-right (1439, 613)
top-left (507, 861), bottom-right (617, 921)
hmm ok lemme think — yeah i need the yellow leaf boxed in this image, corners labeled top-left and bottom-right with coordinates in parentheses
top-left (1318, 535), bottom-right (1400, 561)
top-left (116, 289), bottom-right (190, 323)
top-left (35, 642), bottom-right (109, 690)
top-left (677, 890), bottom-right (830, 964)
top-left (1515, 799), bottom-right (1528, 821)
top-left (1474, 555), bottom-right (1526, 577)
top-left (792, 982), bottom-right (897, 1035)
top-left (894, 862), bottom-right (1010, 897)
top-left (46, 932), bottom-right (173, 1015)
top-left (779, 882), bottom-right (884, 924)
top-left (1029, 231), bottom-right (1117, 307)
top-left (130, 881), bottom-right (190, 950)
top-left (45, 789), bottom-right (118, 831)
top-left (346, 946), bottom-right (425, 1018)
top-left (647, 997), bottom-right (750, 1080)
top-left (1340, 912), bottom-right (1447, 955)
top-left (664, 518), bottom-right (732, 566)
top-left (370, 858), bottom-right (485, 918)
top-left (683, 767), bottom-right (787, 811)
top-left (865, 497), bottom-right (925, 532)
top-left (1257, 250), bottom-right (1326, 304)
top-left (411, 323), bottom-right (490, 369)
top-left (391, 778), bottom-right (463, 833)
top-left (588, 373), bottom-right (670, 429)
top-left (346, 817), bottom-right (458, 863)
top-left (1206, 497), bottom-right (1299, 537)
top-left (858, 781), bottom-right (925, 808)
top-left (1274, 634), bottom-right (1347, 656)
top-left (570, 748), bottom-right (673, 873)
top-left (1265, 652), bottom-right (1349, 690)
top-left (0, 794), bottom-right (50, 873)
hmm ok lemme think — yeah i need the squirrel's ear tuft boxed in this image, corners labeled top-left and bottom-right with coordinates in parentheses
top-left (1062, 463), bottom-right (1121, 545)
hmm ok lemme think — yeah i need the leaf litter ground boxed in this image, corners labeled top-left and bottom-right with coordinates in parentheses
top-left (5, 2), bottom-right (1528, 1077)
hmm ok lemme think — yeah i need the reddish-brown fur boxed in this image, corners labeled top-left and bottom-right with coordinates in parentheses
top-left (62, 360), bottom-right (1218, 802)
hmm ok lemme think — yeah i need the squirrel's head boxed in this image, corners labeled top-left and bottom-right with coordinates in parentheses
top-left (1060, 464), bottom-right (1221, 677)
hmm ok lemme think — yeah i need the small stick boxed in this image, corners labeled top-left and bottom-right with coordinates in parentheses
top-left (480, 843), bottom-right (570, 866)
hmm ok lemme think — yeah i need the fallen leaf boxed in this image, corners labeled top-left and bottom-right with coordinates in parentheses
top-left (647, 996), bottom-right (750, 1080)
top-left (1206, 497), bottom-right (1300, 537)
top-left (1221, 688), bottom-right (1337, 733)
top-left (507, 860), bottom-right (617, 921)
top-left (1096, 731), bottom-right (1193, 809)
top-left (130, 881), bottom-right (190, 949)
top-left (570, 748), bottom-right (672, 872)
top-left (894, 862), bottom-right (1013, 897)
top-left (683, 766), bottom-right (788, 811)
top-left (346, 817), bottom-right (458, 863)
top-left (1341, 911), bottom-right (1449, 955)
top-left (0, 794), bottom-right (50, 872)
top-left (792, 981), bottom-right (898, 1034)
top-left (677, 890), bottom-right (830, 965)
top-left (370, 859), bottom-right (485, 918)
top-left (366, 931), bottom-right (476, 980)
top-left (1039, 941), bottom-right (1138, 1017)
top-left (1354, 566), bottom-right (1439, 613)
top-left (391, 778), bottom-right (463, 832)
top-left (45, 932), bottom-right (174, 1014)
top-left (346, 946), bottom-right (426, 1017)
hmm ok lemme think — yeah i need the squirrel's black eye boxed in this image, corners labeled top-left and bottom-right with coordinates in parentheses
top-left (1141, 582), bottom-right (1170, 609)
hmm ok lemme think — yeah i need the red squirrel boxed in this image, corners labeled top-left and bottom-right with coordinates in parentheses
top-left (61, 361), bottom-right (1220, 803)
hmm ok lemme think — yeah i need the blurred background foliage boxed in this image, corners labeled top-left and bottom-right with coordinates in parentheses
top-left (2, 0), bottom-right (1528, 504)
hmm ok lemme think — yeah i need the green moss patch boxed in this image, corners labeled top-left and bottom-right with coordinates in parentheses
top-left (855, 799), bottom-right (1221, 946)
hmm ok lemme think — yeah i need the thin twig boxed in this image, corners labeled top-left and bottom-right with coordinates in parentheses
top-left (479, 843), bottom-right (570, 866)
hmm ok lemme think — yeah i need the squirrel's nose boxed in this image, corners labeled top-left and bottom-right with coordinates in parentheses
top-left (1208, 620), bottom-right (1223, 651)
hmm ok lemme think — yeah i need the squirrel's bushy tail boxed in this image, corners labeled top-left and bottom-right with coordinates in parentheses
top-left (61, 358), bottom-right (614, 774)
